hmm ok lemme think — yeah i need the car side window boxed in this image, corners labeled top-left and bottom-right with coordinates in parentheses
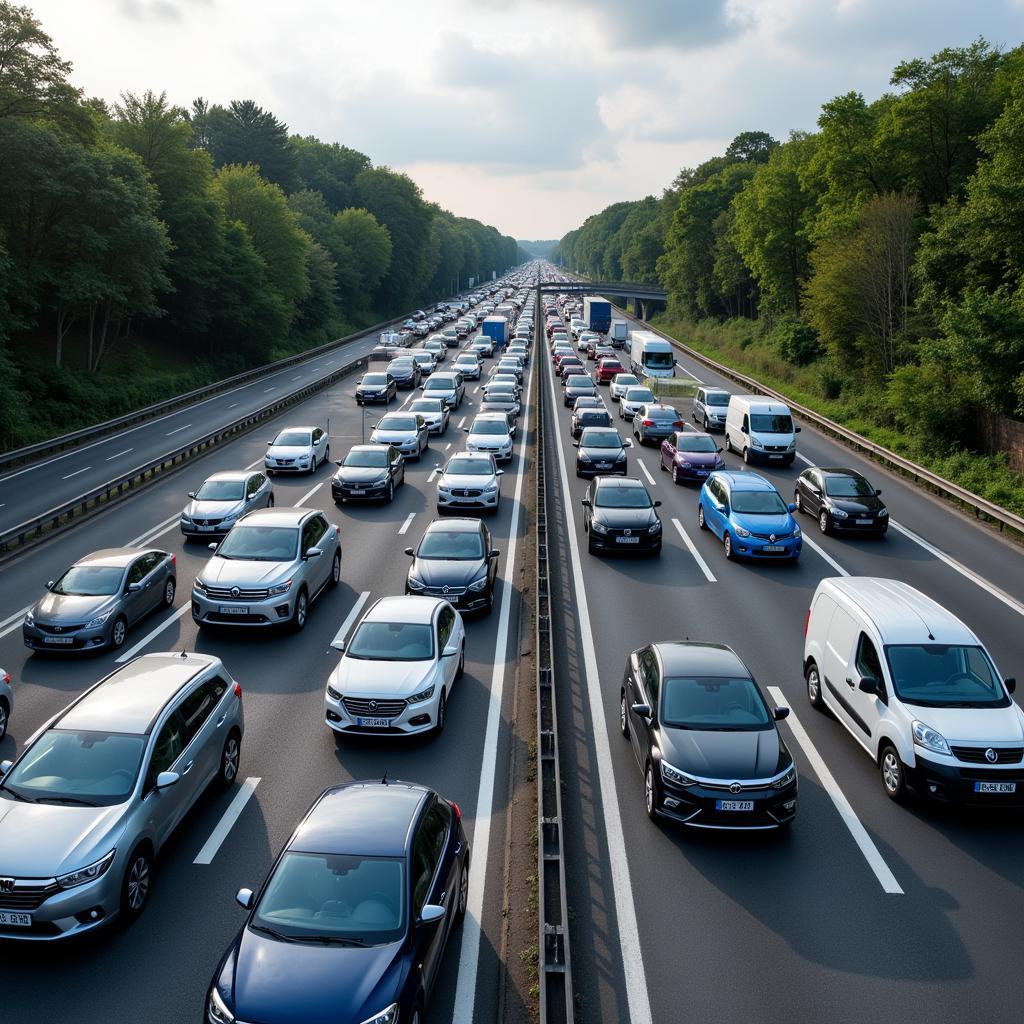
top-left (127, 557), bottom-right (151, 586)
top-left (437, 606), bottom-right (456, 652)
top-left (855, 634), bottom-right (885, 693)
top-left (742, 414), bottom-right (749, 433)
top-left (177, 682), bottom-right (217, 746)
top-left (639, 650), bottom-right (659, 708)
top-left (302, 516), bottom-right (326, 550)
top-left (146, 713), bottom-right (184, 789)
top-left (246, 475), bottom-right (259, 498)
top-left (313, 429), bottom-right (323, 444)
top-left (411, 802), bottom-right (446, 912)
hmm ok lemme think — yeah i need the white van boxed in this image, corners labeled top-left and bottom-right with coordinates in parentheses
top-left (803, 577), bottom-right (1022, 805)
top-left (724, 395), bottom-right (800, 466)
top-left (629, 331), bottom-right (675, 379)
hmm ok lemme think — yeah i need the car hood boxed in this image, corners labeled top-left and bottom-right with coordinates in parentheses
top-left (0, 797), bottom-right (126, 876)
top-left (410, 557), bottom-right (486, 588)
top-left (660, 728), bottom-right (788, 781)
top-left (730, 510), bottom-right (797, 536)
top-left (441, 472), bottom-right (498, 489)
top-left (580, 445), bottom-right (625, 460)
top-left (332, 657), bottom-right (437, 697)
top-left (335, 467), bottom-right (388, 484)
top-left (358, 382), bottom-right (389, 392)
top-left (826, 494), bottom-right (886, 514)
top-left (33, 591), bottom-right (115, 623)
top-left (224, 929), bottom-right (404, 1024)
top-left (424, 385), bottom-right (456, 397)
top-left (267, 445), bottom-right (311, 459)
top-left (372, 429), bottom-right (416, 443)
top-left (671, 451), bottom-right (721, 468)
top-left (200, 557), bottom-right (295, 586)
top-left (593, 507), bottom-right (658, 530)
top-left (186, 499), bottom-right (246, 519)
top-left (911, 705), bottom-right (1024, 744)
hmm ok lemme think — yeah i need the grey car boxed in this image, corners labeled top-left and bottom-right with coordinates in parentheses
top-left (180, 471), bottom-right (274, 540)
top-left (478, 384), bottom-right (520, 420)
top-left (633, 403), bottom-right (684, 445)
top-left (370, 412), bottom-right (430, 460)
top-left (0, 652), bottom-right (244, 940)
top-left (23, 548), bottom-right (176, 654)
top-left (404, 397), bottom-right (450, 435)
top-left (422, 371), bottom-right (465, 410)
top-left (192, 508), bottom-right (341, 632)
top-left (693, 386), bottom-right (731, 432)
top-left (0, 668), bottom-right (11, 742)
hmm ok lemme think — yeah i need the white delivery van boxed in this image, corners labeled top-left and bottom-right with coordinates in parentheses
top-left (803, 577), bottom-right (1022, 806)
top-left (724, 395), bottom-right (800, 466)
top-left (609, 320), bottom-right (629, 347)
top-left (629, 331), bottom-right (675, 379)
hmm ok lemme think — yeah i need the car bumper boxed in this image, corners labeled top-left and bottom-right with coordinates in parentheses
top-left (730, 534), bottom-right (803, 560)
top-left (407, 585), bottom-right (490, 612)
top-left (356, 391), bottom-right (391, 403)
top-left (669, 464), bottom-right (720, 482)
top-left (332, 482), bottom-right (391, 503)
top-left (264, 461), bottom-right (311, 473)
top-left (906, 755), bottom-right (1024, 805)
top-left (828, 516), bottom-right (888, 534)
top-left (438, 490), bottom-right (499, 511)
top-left (588, 530), bottom-right (662, 553)
top-left (181, 521), bottom-right (235, 539)
top-left (23, 623), bottom-right (110, 653)
top-left (325, 692), bottom-right (441, 736)
top-left (655, 777), bottom-right (798, 829)
top-left (192, 590), bottom-right (296, 627)
top-left (747, 449), bottom-right (796, 463)
top-left (576, 461), bottom-right (627, 478)
top-left (701, 415), bottom-right (727, 430)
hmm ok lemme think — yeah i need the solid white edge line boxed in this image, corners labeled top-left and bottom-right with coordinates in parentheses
top-left (544, 348), bottom-right (655, 1024)
top-left (670, 518), bottom-right (717, 583)
top-left (165, 423), bottom-right (192, 436)
top-left (636, 459), bottom-right (656, 486)
top-left (672, 359), bottom-right (703, 382)
top-left (193, 777), bottom-right (261, 865)
top-left (105, 448), bottom-right (133, 461)
top-left (330, 591), bottom-right (371, 649)
top-left (801, 535), bottom-right (850, 577)
top-left (795, 452), bottom-right (815, 466)
top-left (0, 606), bottom-right (33, 640)
top-left (765, 687), bottom-right (903, 895)
top-left (453, 335), bottom-right (534, 1023)
top-left (397, 512), bottom-right (416, 536)
top-left (295, 481), bottom-right (325, 506)
top-left (115, 604), bottom-right (191, 663)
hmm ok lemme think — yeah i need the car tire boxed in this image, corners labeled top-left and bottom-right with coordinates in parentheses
top-left (783, 455), bottom-right (795, 467)
top-left (588, 534), bottom-right (598, 554)
top-left (483, 587), bottom-right (494, 615)
top-left (704, 414), bottom-right (710, 431)
top-left (216, 730), bottom-right (241, 790)
top-left (110, 616), bottom-right (128, 650)
top-left (880, 744), bottom-right (907, 802)
top-left (120, 844), bottom-right (153, 922)
top-left (743, 447), bottom-right (751, 465)
top-left (291, 588), bottom-right (308, 633)
top-left (456, 642), bottom-right (465, 679)
top-left (819, 510), bottom-right (830, 535)
top-left (619, 691), bottom-right (629, 738)
top-left (456, 862), bottom-right (469, 920)
top-left (0, 698), bottom-right (8, 741)
top-left (329, 551), bottom-right (341, 588)
top-left (267, 495), bottom-right (275, 508)
top-left (644, 764), bottom-right (659, 820)
top-left (386, 481), bottom-right (395, 503)
top-left (698, 505), bottom-right (707, 530)
top-left (672, 465), bottom-right (680, 485)
top-left (162, 577), bottom-right (176, 608)
top-left (794, 491), bottom-right (803, 514)
top-left (433, 692), bottom-right (447, 736)
top-left (805, 661), bottom-right (824, 710)
top-left (724, 532), bottom-right (735, 560)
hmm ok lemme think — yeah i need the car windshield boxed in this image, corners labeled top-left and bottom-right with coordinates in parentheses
top-left (582, 430), bottom-right (622, 449)
top-left (662, 677), bottom-right (771, 730)
top-left (52, 564), bottom-right (124, 596)
top-left (471, 421), bottom-right (508, 436)
top-left (676, 436), bottom-right (717, 453)
top-left (273, 430), bottom-right (312, 447)
top-left (447, 458), bottom-right (493, 475)
top-left (824, 475), bottom-right (875, 498)
top-left (252, 852), bottom-right (406, 945)
top-left (195, 479), bottom-right (245, 500)
top-left (345, 450), bottom-right (388, 468)
top-left (378, 416), bottom-right (417, 431)
top-left (706, 392), bottom-right (729, 406)
top-left (615, 376), bottom-right (639, 387)
top-left (729, 490), bottom-right (788, 515)
top-left (595, 485), bottom-right (651, 509)
top-left (643, 351), bottom-right (674, 368)
top-left (417, 529), bottom-right (485, 560)
top-left (423, 380), bottom-right (451, 392)
top-left (388, 361), bottom-right (414, 371)
top-left (3, 730), bottom-right (146, 806)
top-left (625, 389), bottom-right (655, 403)
top-left (750, 414), bottom-right (793, 433)
top-left (217, 525), bottom-right (298, 561)
top-left (885, 644), bottom-right (1010, 708)
top-left (347, 621), bottom-right (434, 661)
top-left (566, 376), bottom-right (592, 387)
top-left (362, 374), bottom-right (387, 385)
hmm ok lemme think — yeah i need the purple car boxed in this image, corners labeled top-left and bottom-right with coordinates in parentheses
top-left (660, 429), bottom-right (725, 483)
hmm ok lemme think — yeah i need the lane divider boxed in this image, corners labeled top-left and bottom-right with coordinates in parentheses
top-left (330, 591), bottom-right (371, 651)
top-left (801, 535), bottom-right (850, 577)
top-left (194, 777), bottom-right (261, 865)
top-left (670, 518), bottom-right (717, 583)
top-left (398, 512), bottom-right (416, 535)
top-left (116, 604), bottom-right (190, 663)
top-left (636, 459), bottom-right (656, 487)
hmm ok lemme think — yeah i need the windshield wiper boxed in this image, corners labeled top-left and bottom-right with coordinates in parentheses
top-left (1, 787), bottom-right (35, 803)
top-left (250, 923), bottom-right (302, 943)
top-left (36, 796), bottom-right (99, 807)
top-left (300, 935), bottom-right (370, 947)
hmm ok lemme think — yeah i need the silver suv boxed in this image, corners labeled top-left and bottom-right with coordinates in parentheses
top-left (0, 652), bottom-right (244, 940)
top-left (180, 471), bottom-right (274, 539)
top-left (191, 508), bottom-right (341, 632)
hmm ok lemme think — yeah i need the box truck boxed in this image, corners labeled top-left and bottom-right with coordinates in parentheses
top-left (583, 296), bottom-right (612, 333)
top-left (609, 319), bottom-right (629, 348)
top-left (481, 316), bottom-right (509, 347)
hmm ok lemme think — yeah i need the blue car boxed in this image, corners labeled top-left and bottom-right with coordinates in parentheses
top-left (207, 781), bottom-right (470, 1024)
top-left (697, 471), bottom-right (802, 561)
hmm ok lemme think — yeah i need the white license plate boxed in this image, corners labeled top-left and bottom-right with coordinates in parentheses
top-left (762, 545), bottom-right (785, 553)
top-left (0, 911), bottom-right (31, 927)
top-left (856, 519), bottom-right (873, 525)
top-left (198, 525), bottom-right (215, 532)
top-left (357, 717), bottom-right (392, 728)
top-left (716, 800), bottom-right (755, 811)
top-left (44, 636), bottom-right (74, 644)
top-left (768, 454), bottom-right (783, 460)
top-left (595, 463), bottom-right (611, 469)
top-left (349, 489), bottom-right (366, 495)
top-left (975, 781), bottom-right (1017, 794)
top-left (616, 536), bottom-right (640, 544)
top-left (696, 470), bottom-right (708, 476)
top-left (218, 605), bottom-right (249, 615)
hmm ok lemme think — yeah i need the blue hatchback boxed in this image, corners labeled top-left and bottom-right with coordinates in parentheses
top-left (697, 471), bottom-right (802, 561)
top-left (206, 781), bottom-right (469, 1024)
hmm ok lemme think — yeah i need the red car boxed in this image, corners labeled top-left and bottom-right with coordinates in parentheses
top-left (595, 357), bottom-right (625, 384)
top-left (552, 349), bottom-right (576, 369)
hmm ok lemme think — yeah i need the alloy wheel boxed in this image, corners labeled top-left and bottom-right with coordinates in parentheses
top-left (819, 511), bottom-right (829, 535)
top-left (619, 693), bottom-right (629, 737)
top-left (644, 765), bottom-right (656, 818)
top-left (458, 863), bottom-right (469, 917)
top-left (126, 853), bottom-right (151, 913)
top-left (164, 579), bottom-right (175, 606)
top-left (672, 465), bottom-right (679, 485)
top-left (221, 735), bottom-right (240, 784)
top-left (698, 505), bottom-right (707, 530)
top-left (0, 701), bottom-right (8, 740)
top-left (111, 617), bottom-right (127, 649)
top-left (806, 664), bottom-right (822, 708)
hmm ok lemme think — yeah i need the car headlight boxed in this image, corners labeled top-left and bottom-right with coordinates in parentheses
top-left (579, 453), bottom-right (592, 463)
top-left (437, 483), bottom-right (451, 494)
top-left (788, 441), bottom-right (797, 451)
top-left (648, 521), bottom-right (661, 534)
top-left (660, 760), bottom-right (698, 787)
top-left (793, 525), bottom-right (802, 538)
top-left (180, 514), bottom-right (192, 523)
top-left (468, 575), bottom-right (489, 592)
top-left (268, 579), bottom-right (293, 596)
top-left (771, 766), bottom-right (797, 789)
top-left (677, 459), bottom-right (691, 468)
top-left (407, 684), bottom-right (436, 704)
top-left (912, 720), bottom-right (951, 756)
top-left (326, 684), bottom-right (342, 701)
top-left (615, 451), bottom-right (626, 462)
top-left (193, 578), bottom-right (208, 593)
top-left (482, 484), bottom-right (498, 493)
top-left (734, 525), bottom-right (751, 538)
top-left (57, 849), bottom-right (115, 890)
top-left (372, 477), bottom-right (389, 487)
top-left (828, 505), bottom-right (849, 519)
top-left (590, 520), bottom-right (608, 534)
top-left (207, 986), bottom-right (235, 1024)
top-left (751, 437), bottom-right (764, 449)
top-left (408, 577), bottom-right (425, 591)
top-left (25, 610), bottom-right (34, 626)
top-left (878, 507), bottom-right (889, 517)
top-left (86, 610), bottom-right (115, 629)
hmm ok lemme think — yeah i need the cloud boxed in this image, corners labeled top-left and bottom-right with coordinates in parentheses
top-left (555, 0), bottom-right (745, 49)
top-left (117, 0), bottom-right (210, 22)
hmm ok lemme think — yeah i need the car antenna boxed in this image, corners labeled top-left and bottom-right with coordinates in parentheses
top-left (180, 649), bottom-right (188, 658)
top-left (381, 770), bottom-right (389, 786)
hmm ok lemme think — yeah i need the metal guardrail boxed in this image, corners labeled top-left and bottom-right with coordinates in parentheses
top-left (0, 354), bottom-right (369, 559)
top-left (534, 292), bottom-right (573, 1024)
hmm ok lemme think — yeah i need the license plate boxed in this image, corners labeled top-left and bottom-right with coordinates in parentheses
top-left (856, 518), bottom-right (873, 525)
top-left (0, 911), bottom-right (31, 927)
top-left (716, 800), bottom-right (755, 811)
top-left (218, 605), bottom-right (249, 615)
top-left (975, 781), bottom-right (1016, 793)
top-left (198, 525), bottom-right (215, 532)
top-left (768, 454), bottom-right (783, 460)
top-left (762, 545), bottom-right (785, 553)
top-left (349, 489), bottom-right (366, 495)
top-left (357, 717), bottom-right (392, 728)
top-left (595, 463), bottom-right (611, 469)
top-left (696, 470), bottom-right (708, 476)
top-left (44, 636), bottom-right (74, 644)
top-left (616, 536), bottom-right (640, 544)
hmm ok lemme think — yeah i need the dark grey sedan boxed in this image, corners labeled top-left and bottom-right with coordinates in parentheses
top-left (23, 548), bottom-right (176, 654)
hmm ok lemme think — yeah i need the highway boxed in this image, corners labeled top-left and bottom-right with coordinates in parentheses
top-left (542, 299), bottom-right (1024, 1023)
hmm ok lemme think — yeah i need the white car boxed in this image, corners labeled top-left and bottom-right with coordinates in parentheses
top-left (325, 596), bottom-right (465, 737)
top-left (619, 386), bottom-right (657, 420)
top-left (471, 337), bottom-right (495, 358)
top-left (453, 353), bottom-right (482, 380)
top-left (370, 412), bottom-right (430, 460)
top-left (265, 426), bottom-right (330, 474)
top-left (609, 373), bottom-right (642, 403)
top-left (466, 414), bottom-right (514, 462)
top-left (404, 396), bottom-right (450, 435)
top-left (436, 452), bottom-right (504, 514)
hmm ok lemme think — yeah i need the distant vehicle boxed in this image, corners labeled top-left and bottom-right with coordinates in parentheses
top-left (478, 383), bottom-right (520, 420)
top-left (724, 395), bottom-right (800, 466)
top-left (697, 471), bottom-right (802, 562)
top-left (595, 357), bottom-right (625, 385)
top-left (355, 372), bottom-right (397, 405)
top-left (583, 296), bottom-right (612, 333)
top-left (437, 451), bottom-right (504, 514)
top-left (332, 444), bottom-right (405, 504)
top-left (23, 548), bottom-right (176, 654)
top-left (609, 320), bottom-right (629, 347)
top-left (794, 467), bottom-right (888, 536)
top-left (629, 331), bottom-right (675, 379)
top-left (453, 352), bottom-right (482, 381)
top-left (659, 430), bottom-right (725, 484)
top-left (405, 518), bottom-right (500, 615)
top-left (470, 336), bottom-right (495, 359)
top-left (409, 351), bottom-right (435, 377)
top-left (581, 477), bottom-right (662, 556)
top-left (265, 426), bottom-right (330, 474)
top-left (692, 386), bottom-right (730, 431)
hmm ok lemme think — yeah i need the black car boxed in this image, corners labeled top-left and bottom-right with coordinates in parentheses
top-left (355, 372), bottom-right (397, 405)
top-left (387, 358), bottom-right (422, 390)
top-left (207, 781), bottom-right (469, 1024)
top-left (621, 642), bottom-right (797, 829)
top-left (563, 374), bottom-right (598, 407)
top-left (405, 518), bottom-right (499, 615)
top-left (794, 467), bottom-right (888, 536)
top-left (570, 407), bottom-right (613, 439)
top-left (332, 444), bottom-right (405, 504)
top-left (582, 478), bottom-right (662, 556)
top-left (573, 427), bottom-right (632, 478)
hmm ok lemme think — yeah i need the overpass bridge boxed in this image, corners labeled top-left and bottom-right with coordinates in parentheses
top-left (536, 278), bottom-right (667, 320)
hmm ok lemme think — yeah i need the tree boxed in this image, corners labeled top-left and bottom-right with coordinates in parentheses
top-left (0, 2), bottom-right (76, 120)
top-left (291, 135), bottom-right (370, 212)
top-left (725, 131), bottom-right (778, 164)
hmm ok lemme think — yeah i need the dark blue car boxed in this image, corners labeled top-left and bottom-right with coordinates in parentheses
top-left (206, 781), bottom-right (470, 1024)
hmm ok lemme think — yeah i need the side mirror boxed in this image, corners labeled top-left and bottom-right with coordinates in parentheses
top-left (0, 760), bottom-right (12, 776)
top-left (187, 491), bottom-right (196, 499)
top-left (787, 503), bottom-right (797, 513)
top-left (420, 904), bottom-right (446, 925)
top-left (304, 547), bottom-right (322, 559)
top-left (442, 640), bottom-right (460, 657)
top-left (624, 439), bottom-right (633, 448)
top-left (128, 582), bottom-right (143, 593)
top-left (773, 705), bottom-right (790, 721)
top-left (156, 770), bottom-right (180, 789)
top-left (631, 703), bottom-right (652, 719)
top-left (858, 676), bottom-right (878, 695)
top-left (46, 579), bottom-right (54, 589)
top-left (653, 501), bottom-right (662, 508)
top-left (875, 489), bottom-right (882, 496)
top-left (496, 469), bottom-right (505, 476)
top-left (404, 547), bottom-right (415, 557)
top-left (716, 446), bottom-right (723, 453)
top-left (235, 888), bottom-right (255, 910)
top-left (795, 426), bottom-right (802, 433)
top-left (581, 498), bottom-right (592, 508)
top-left (335, 460), bottom-right (344, 466)
top-left (572, 440), bottom-right (580, 447)
top-left (740, 425), bottom-right (748, 434)
top-left (266, 440), bottom-right (273, 446)
top-left (489, 550), bottom-right (500, 559)
top-left (1005, 677), bottom-right (1016, 694)
top-left (330, 638), bottom-right (346, 652)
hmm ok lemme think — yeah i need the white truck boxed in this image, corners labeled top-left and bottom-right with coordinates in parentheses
top-left (609, 320), bottom-right (629, 348)
top-left (629, 331), bottom-right (675, 379)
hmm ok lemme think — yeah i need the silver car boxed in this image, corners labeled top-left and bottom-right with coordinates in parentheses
top-left (453, 353), bottom-right (482, 380)
top-left (180, 471), bottom-right (274, 540)
top-left (609, 373), bottom-right (642, 403)
top-left (192, 508), bottom-right (341, 632)
top-left (0, 652), bottom-right (244, 940)
top-left (422, 371), bottom-right (465, 410)
top-left (404, 397), bottom-right (450, 435)
top-left (370, 412), bottom-right (430, 460)
top-left (264, 426), bottom-right (330, 475)
top-left (23, 548), bottom-right (176, 654)
top-left (619, 386), bottom-right (657, 421)
top-left (410, 351), bottom-right (436, 377)
top-left (0, 668), bottom-right (11, 741)
top-left (437, 452), bottom-right (504, 514)
top-left (478, 384), bottom-right (520, 420)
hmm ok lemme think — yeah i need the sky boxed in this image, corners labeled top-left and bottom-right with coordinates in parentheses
top-left (28, 0), bottom-right (1024, 239)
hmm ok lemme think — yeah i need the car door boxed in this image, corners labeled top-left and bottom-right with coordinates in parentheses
top-left (304, 515), bottom-right (330, 590)
top-left (846, 632), bottom-right (887, 746)
top-left (695, 389), bottom-right (706, 421)
top-left (410, 799), bottom-right (456, 995)
top-left (800, 470), bottom-right (823, 514)
top-left (821, 605), bottom-right (871, 741)
top-left (436, 605), bottom-right (457, 692)
top-left (311, 428), bottom-right (325, 463)
top-left (176, 677), bottom-right (228, 791)
top-left (142, 710), bottom-right (190, 849)
top-left (662, 432), bottom-right (678, 470)
top-left (124, 555), bottom-right (157, 623)
top-left (627, 648), bottom-right (654, 765)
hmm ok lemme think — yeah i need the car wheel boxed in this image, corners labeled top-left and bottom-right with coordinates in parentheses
top-left (455, 642), bottom-right (465, 679)
top-left (163, 577), bottom-right (176, 607)
top-left (697, 505), bottom-right (707, 530)
top-left (644, 764), bottom-right (659, 820)
top-left (483, 586), bottom-right (494, 615)
top-left (110, 616), bottom-right (128, 650)
top-left (387, 481), bottom-right (395, 503)
top-left (794, 491), bottom-right (803, 514)
top-left (743, 447), bottom-right (751, 464)
top-left (703, 414), bottom-right (710, 431)
top-left (724, 532), bottom-right (735, 560)
top-left (329, 551), bottom-right (341, 588)
top-left (121, 845), bottom-right (152, 921)
top-left (433, 692), bottom-right (446, 735)
top-left (216, 730), bottom-right (241, 789)
top-left (0, 698), bottom-right (8, 741)
top-left (619, 691), bottom-right (629, 738)
top-left (672, 464), bottom-right (680, 485)
top-left (819, 510), bottom-right (830, 535)
top-left (457, 862), bottom-right (469, 919)
top-left (880, 744), bottom-right (907, 802)
top-left (805, 661), bottom-right (824, 709)
top-left (291, 588), bottom-right (308, 632)
top-left (267, 494), bottom-right (275, 508)
top-left (724, 433), bottom-right (731, 453)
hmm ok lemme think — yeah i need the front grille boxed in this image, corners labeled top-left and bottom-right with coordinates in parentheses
top-left (452, 489), bottom-right (483, 497)
top-left (35, 622), bottom-right (86, 634)
top-left (751, 532), bottom-right (792, 541)
top-left (341, 697), bottom-right (407, 718)
top-left (764, 445), bottom-right (789, 452)
top-left (193, 518), bottom-right (222, 527)
top-left (275, 459), bottom-right (295, 465)
top-left (952, 746), bottom-right (1024, 764)
top-left (202, 585), bottom-right (270, 600)
top-left (422, 586), bottom-right (467, 597)
top-left (698, 779), bottom-right (775, 793)
top-left (0, 880), bottom-right (59, 911)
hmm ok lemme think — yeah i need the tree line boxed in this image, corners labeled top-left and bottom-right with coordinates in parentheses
top-left (0, 3), bottom-right (523, 448)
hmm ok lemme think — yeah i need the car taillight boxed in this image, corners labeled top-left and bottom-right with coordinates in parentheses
top-left (643, 420), bottom-right (655, 427)
top-left (2, 672), bottom-right (10, 685)
top-left (673, 421), bottom-right (684, 428)
top-left (233, 682), bottom-right (242, 698)
top-left (803, 608), bottom-right (811, 638)
top-left (170, 554), bottom-right (176, 568)
top-left (450, 800), bottom-right (462, 822)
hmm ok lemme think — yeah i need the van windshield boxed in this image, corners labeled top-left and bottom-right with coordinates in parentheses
top-left (750, 414), bottom-right (793, 433)
top-left (885, 645), bottom-right (1010, 708)
top-left (643, 351), bottom-right (674, 368)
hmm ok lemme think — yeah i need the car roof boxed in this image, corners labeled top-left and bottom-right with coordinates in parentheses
top-left (348, 444), bottom-right (388, 453)
top-left (274, 426), bottom-right (316, 433)
top-left (653, 641), bottom-right (751, 679)
top-left (712, 471), bottom-right (775, 491)
top-left (595, 476), bottom-right (646, 489)
top-left (425, 516), bottom-right (482, 533)
top-left (475, 412), bottom-right (510, 422)
top-left (203, 471), bottom-right (252, 483)
top-left (74, 547), bottom-right (156, 568)
top-left (363, 595), bottom-right (443, 625)
top-left (816, 467), bottom-right (866, 479)
top-left (59, 653), bottom-right (219, 734)
top-left (293, 782), bottom-right (430, 858)
top-left (448, 450), bottom-right (495, 461)
top-left (234, 507), bottom-right (312, 526)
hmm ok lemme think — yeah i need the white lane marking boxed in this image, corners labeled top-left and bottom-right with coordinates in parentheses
top-left (543, 352), bottom-right (654, 1024)
top-left (473, 386), bottom-right (480, 394)
top-left (445, 443), bottom-right (452, 450)
top-left (802, 535), bottom-right (850, 576)
top-left (888, 521), bottom-right (1024, 618)
top-left (454, 342), bottom-right (533, 1022)
top-left (291, 374), bottom-right (302, 381)
top-left (637, 459), bottom-right (656, 486)
top-left (672, 359), bottom-right (702, 382)
top-left (165, 423), bottom-right (192, 436)
top-left (129, 511), bottom-right (182, 547)
top-left (795, 452), bottom-right (814, 466)
top-left (245, 457), bottom-right (264, 470)
top-left (671, 518), bottom-right (717, 582)
top-left (228, 403), bottom-right (239, 410)
top-left (116, 603), bottom-right (191, 663)
top-left (295, 481), bottom-right (325, 506)
top-left (0, 605), bottom-right (33, 640)
top-left (263, 387), bottom-right (275, 393)
top-left (330, 590), bottom-right (371, 650)
top-left (766, 687), bottom-right (903, 894)
top-left (428, 468), bottom-right (439, 482)
top-left (61, 466), bottom-right (91, 479)
top-left (398, 512), bottom-right (416, 535)
top-left (458, 417), bottom-right (467, 429)
top-left (194, 777), bottom-right (261, 865)
top-left (105, 448), bottom-right (133, 461)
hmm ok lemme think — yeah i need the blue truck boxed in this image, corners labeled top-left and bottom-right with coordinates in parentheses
top-left (481, 315), bottom-right (509, 348)
top-left (583, 296), bottom-right (612, 333)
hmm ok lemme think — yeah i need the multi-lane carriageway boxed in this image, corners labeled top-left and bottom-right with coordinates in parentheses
top-left (0, 284), bottom-right (1023, 1024)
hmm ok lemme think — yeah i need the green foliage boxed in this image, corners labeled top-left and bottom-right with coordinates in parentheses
top-left (769, 317), bottom-right (823, 366)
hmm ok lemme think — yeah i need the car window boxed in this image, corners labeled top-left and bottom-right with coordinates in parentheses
top-left (411, 800), bottom-right (451, 912)
top-left (127, 556), bottom-right (152, 585)
top-left (302, 516), bottom-right (327, 550)
top-left (855, 633), bottom-right (885, 698)
top-left (246, 475), bottom-right (260, 498)
top-left (640, 650), bottom-right (659, 707)
top-left (146, 714), bottom-right (184, 789)
top-left (437, 606), bottom-right (456, 652)
top-left (177, 682), bottom-right (218, 745)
